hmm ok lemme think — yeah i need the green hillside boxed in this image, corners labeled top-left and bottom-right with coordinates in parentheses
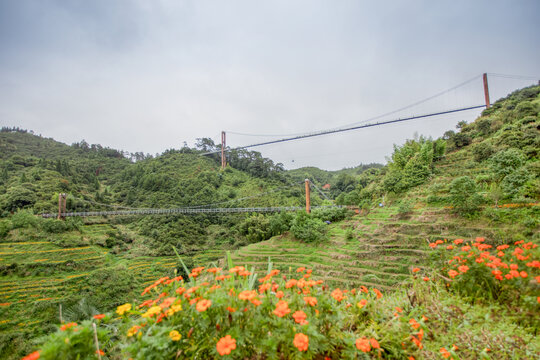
top-left (0, 84), bottom-right (539, 359)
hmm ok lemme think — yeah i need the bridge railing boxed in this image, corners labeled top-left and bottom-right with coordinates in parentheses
top-left (41, 205), bottom-right (348, 218)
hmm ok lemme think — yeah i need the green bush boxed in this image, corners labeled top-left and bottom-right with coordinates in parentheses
top-left (238, 214), bottom-right (272, 243)
top-left (10, 209), bottom-right (39, 229)
top-left (290, 211), bottom-right (327, 243)
top-left (449, 176), bottom-right (483, 216)
top-left (471, 142), bottom-right (494, 163)
top-left (0, 219), bottom-right (12, 238)
top-left (489, 148), bottom-right (526, 182)
top-left (500, 168), bottom-right (532, 199)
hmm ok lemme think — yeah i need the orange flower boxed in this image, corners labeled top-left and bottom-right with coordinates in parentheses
top-left (21, 351), bottom-right (40, 360)
top-left (229, 266), bottom-right (245, 274)
top-left (461, 245), bottom-right (471, 252)
top-left (429, 243), bottom-right (437, 248)
top-left (370, 338), bottom-right (380, 349)
top-left (303, 296), bottom-right (317, 306)
top-left (285, 279), bottom-right (298, 288)
top-left (440, 347), bottom-right (451, 358)
top-left (355, 338), bottom-right (371, 352)
top-left (422, 277), bottom-right (429, 281)
top-left (520, 271), bottom-right (528, 278)
top-left (296, 267), bottom-right (306, 273)
top-left (331, 288), bottom-right (344, 302)
top-left (216, 335), bottom-right (237, 356)
top-left (273, 300), bottom-right (291, 317)
top-left (458, 265), bottom-right (469, 273)
top-left (412, 267), bottom-right (420, 273)
top-left (275, 291), bottom-right (284, 299)
top-left (238, 290), bottom-right (257, 301)
top-left (196, 299), bottom-right (212, 312)
top-left (453, 239), bottom-right (464, 245)
top-left (446, 245), bottom-right (454, 250)
top-left (373, 288), bottom-right (382, 299)
top-left (357, 299), bottom-right (367, 309)
top-left (409, 318), bottom-right (420, 329)
top-left (293, 333), bottom-right (309, 351)
top-left (448, 270), bottom-right (458, 278)
top-left (292, 310), bottom-right (308, 325)
top-left (226, 306), bottom-right (236, 313)
top-left (60, 322), bottom-right (77, 331)
top-left (93, 314), bottom-right (105, 320)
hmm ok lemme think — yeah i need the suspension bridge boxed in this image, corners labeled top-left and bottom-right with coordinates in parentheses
top-left (41, 73), bottom-right (538, 219)
top-left (42, 179), bottom-right (340, 218)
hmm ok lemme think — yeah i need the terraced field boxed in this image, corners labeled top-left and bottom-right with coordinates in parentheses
top-left (230, 200), bottom-right (530, 291)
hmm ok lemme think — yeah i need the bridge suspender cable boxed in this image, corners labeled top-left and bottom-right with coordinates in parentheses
top-left (201, 104), bottom-right (486, 156)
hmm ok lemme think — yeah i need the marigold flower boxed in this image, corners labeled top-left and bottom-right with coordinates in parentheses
top-left (142, 306), bottom-right (162, 318)
top-left (357, 299), bottom-right (367, 308)
top-left (429, 243), bottom-right (437, 248)
top-left (196, 299), bottom-right (212, 312)
top-left (21, 351), bottom-right (40, 360)
top-left (436, 239), bottom-right (444, 245)
top-left (440, 347), bottom-right (451, 358)
top-left (497, 244), bottom-right (509, 251)
top-left (285, 279), bottom-right (297, 288)
top-left (292, 310), bottom-right (308, 325)
top-left (373, 288), bottom-right (382, 299)
top-left (422, 277), bottom-right (429, 281)
top-left (238, 290), bottom-right (258, 301)
top-left (355, 338), bottom-right (371, 352)
top-left (229, 266), bottom-right (245, 274)
top-left (127, 325), bottom-right (141, 337)
top-left (520, 271), bottom-right (528, 278)
top-left (461, 245), bottom-right (471, 252)
top-left (303, 296), bottom-right (317, 306)
top-left (448, 270), bottom-right (458, 278)
top-left (458, 265), bottom-right (469, 273)
top-left (93, 314), bottom-right (105, 320)
top-left (216, 335), bottom-right (237, 356)
top-left (370, 338), bottom-right (380, 349)
top-left (116, 303), bottom-right (131, 315)
top-left (275, 291), bottom-right (284, 299)
top-left (412, 267), bottom-right (420, 273)
top-left (331, 288), bottom-right (344, 302)
top-left (226, 306), bottom-right (236, 313)
top-left (296, 267), bottom-right (306, 273)
top-left (206, 267), bottom-right (222, 274)
top-left (293, 333), bottom-right (309, 351)
top-left (446, 245), bottom-right (454, 250)
top-left (453, 239), bottom-right (464, 245)
top-left (169, 330), bottom-right (181, 341)
top-left (273, 300), bottom-right (291, 317)
top-left (60, 322), bottom-right (77, 331)
top-left (409, 318), bottom-right (420, 329)
top-left (510, 264), bottom-right (518, 270)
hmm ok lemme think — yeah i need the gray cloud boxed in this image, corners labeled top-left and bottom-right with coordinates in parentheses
top-left (1, 0), bottom-right (539, 169)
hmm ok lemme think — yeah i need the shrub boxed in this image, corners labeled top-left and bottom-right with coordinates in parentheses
top-left (10, 209), bottom-right (39, 229)
top-left (472, 142), bottom-right (494, 163)
top-left (489, 148), bottom-right (526, 182)
top-left (290, 211), bottom-right (327, 243)
top-left (0, 219), bottom-right (11, 238)
top-left (449, 176), bottom-right (483, 216)
top-left (238, 214), bottom-right (272, 243)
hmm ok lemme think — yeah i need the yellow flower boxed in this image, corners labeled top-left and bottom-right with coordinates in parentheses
top-left (167, 304), bottom-right (183, 317)
top-left (142, 306), bottom-right (162, 318)
top-left (116, 303), bottom-right (132, 315)
top-left (169, 330), bottom-right (181, 341)
top-left (127, 325), bottom-right (141, 337)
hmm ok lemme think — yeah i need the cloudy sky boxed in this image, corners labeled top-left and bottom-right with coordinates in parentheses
top-left (1, 0), bottom-right (539, 170)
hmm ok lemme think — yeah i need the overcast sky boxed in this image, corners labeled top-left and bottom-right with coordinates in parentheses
top-left (1, 0), bottom-right (539, 170)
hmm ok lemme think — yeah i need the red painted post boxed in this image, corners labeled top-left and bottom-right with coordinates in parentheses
top-left (58, 193), bottom-right (62, 220)
top-left (305, 179), bottom-right (311, 213)
top-left (221, 131), bottom-right (226, 169)
top-left (483, 73), bottom-right (490, 109)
